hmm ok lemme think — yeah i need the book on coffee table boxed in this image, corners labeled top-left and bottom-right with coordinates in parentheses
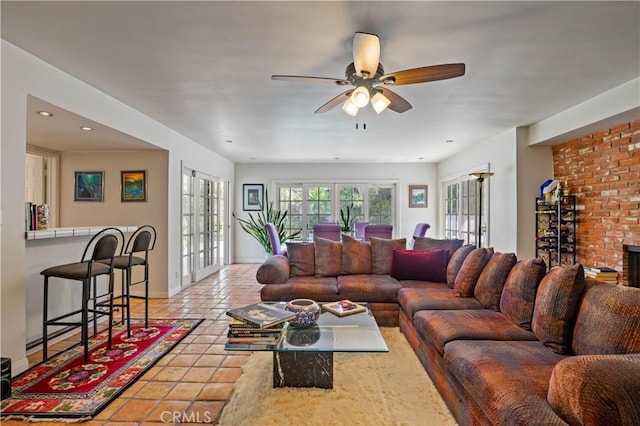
top-left (322, 300), bottom-right (367, 317)
top-left (226, 302), bottom-right (296, 329)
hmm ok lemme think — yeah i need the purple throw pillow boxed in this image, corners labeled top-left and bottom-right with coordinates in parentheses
top-left (390, 249), bottom-right (448, 282)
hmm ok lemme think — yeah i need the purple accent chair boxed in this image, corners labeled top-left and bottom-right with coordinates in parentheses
top-left (363, 224), bottom-right (393, 241)
top-left (265, 222), bottom-right (286, 256)
top-left (313, 223), bottom-right (341, 241)
top-left (413, 223), bottom-right (431, 239)
top-left (353, 221), bottom-right (369, 240)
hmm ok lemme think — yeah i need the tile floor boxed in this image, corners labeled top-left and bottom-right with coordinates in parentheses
top-left (6, 263), bottom-right (262, 425)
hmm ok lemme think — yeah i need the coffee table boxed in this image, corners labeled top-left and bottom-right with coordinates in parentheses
top-left (225, 302), bottom-right (388, 389)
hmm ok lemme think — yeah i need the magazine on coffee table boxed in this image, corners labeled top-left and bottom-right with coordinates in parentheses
top-left (322, 300), bottom-right (367, 317)
top-left (226, 302), bottom-right (296, 329)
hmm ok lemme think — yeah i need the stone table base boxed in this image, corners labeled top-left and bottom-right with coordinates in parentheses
top-left (273, 352), bottom-right (333, 389)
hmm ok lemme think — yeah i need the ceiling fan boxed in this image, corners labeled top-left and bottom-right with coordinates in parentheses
top-left (271, 32), bottom-right (465, 116)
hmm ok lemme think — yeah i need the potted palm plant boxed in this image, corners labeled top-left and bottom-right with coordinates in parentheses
top-left (233, 189), bottom-right (300, 254)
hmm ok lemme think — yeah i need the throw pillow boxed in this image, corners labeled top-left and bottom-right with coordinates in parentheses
top-left (413, 237), bottom-right (464, 258)
top-left (572, 283), bottom-right (640, 355)
top-left (341, 234), bottom-right (372, 275)
top-left (286, 242), bottom-right (315, 277)
top-left (474, 252), bottom-right (517, 310)
top-left (445, 244), bottom-right (476, 288)
top-left (314, 237), bottom-right (343, 277)
top-left (390, 249), bottom-right (448, 282)
top-left (453, 247), bottom-right (494, 297)
top-left (499, 258), bottom-right (547, 330)
top-left (370, 237), bottom-right (407, 274)
top-left (531, 264), bottom-right (586, 354)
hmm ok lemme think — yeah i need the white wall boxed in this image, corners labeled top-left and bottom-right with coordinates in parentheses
top-left (1, 41), bottom-right (235, 375)
top-left (438, 129), bottom-right (519, 253)
top-left (234, 162), bottom-right (438, 262)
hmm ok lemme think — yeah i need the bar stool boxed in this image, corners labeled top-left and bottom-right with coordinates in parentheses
top-left (40, 227), bottom-right (124, 362)
top-left (99, 225), bottom-right (156, 336)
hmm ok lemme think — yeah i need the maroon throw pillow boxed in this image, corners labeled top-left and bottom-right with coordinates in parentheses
top-left (390, 249), bottom-right (448, 282)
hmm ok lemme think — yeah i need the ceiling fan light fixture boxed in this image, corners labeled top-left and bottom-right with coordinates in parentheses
top-left (353, 32), bottom-right (380, 78)
top-left (342, 98), bottom-right (359, 116)
top-left (371, 92), bottom-right (391, 114)
top-left (351, 86), bottom-right (370, 108)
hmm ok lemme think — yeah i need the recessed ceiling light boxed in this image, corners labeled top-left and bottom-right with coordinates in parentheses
top-left (37, 111), bottom-right (53, 117)
top-left (418, 157), bottom-right (424, 160)
top-left (80, 126), bottom-right (94, 131)
top-left (445, 139), bottom-right (454, 143)
top-left (225, 140), bottom-right (233, 143)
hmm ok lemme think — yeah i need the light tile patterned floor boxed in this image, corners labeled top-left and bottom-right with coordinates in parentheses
top-left (6, 263), bottom-right (262, 425)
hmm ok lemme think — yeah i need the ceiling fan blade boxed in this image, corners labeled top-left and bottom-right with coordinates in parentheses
top-left (353, 32), bottom-right (380, 79)
top-left (315, 90), bottom-right (354, 113)
top-left (380, 63), bottom-right (465, 86)
top-left (271, 75), bottom-right (350, 85)
top-left (377, 87), bottom-right (412, 113)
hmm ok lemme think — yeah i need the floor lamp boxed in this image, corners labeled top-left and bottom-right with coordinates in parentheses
top-left (470, 172), bottom-right (494, 247)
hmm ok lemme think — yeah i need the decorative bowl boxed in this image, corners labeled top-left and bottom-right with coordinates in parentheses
top-left (285, 299), bottom-right (320, 327)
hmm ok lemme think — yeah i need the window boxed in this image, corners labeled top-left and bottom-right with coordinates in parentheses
top-left (276, 182), bottom-right (396, 240)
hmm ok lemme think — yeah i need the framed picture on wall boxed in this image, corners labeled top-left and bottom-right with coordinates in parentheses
top-left (74, 171), bottom-right (104, 202)
top-left (121, 170), bottom-right (147, 202)
top-left (409, 184), bottom-right (428, 208)
top-left (243, 184), bottom-right (264, 211)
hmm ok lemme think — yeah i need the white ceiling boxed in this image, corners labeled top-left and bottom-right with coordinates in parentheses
top-left (3, 1), bottom-right (639, 163)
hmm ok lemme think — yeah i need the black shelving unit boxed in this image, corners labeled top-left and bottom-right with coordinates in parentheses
top-left (535, 195), bottom-right (576, 270)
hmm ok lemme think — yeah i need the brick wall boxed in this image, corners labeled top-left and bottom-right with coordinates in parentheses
top-left (552, 120), bottom-right (640, 286)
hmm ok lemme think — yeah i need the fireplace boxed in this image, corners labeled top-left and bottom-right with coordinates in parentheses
top-left (624, 245), bottom-right (640, 288)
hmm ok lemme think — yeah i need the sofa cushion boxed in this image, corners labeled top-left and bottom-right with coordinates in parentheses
top-left (413, 237), bottom-right (464, 258)
top-left (314, 237), bottom-right (343, 277)
top-left (443, 340), bottom-right (568, 426)
top-left (260, 276), bottom-right (339, 302)
top-left (446, 244), bottom-right (475, 288)
top-left (341, 235), bottom-right (372, 275)
top-left (415, 309), bottom-right (536, 355)
top-left (572, 282), bottom-right (640, 355)
top-left (473, 252), bottom-right (517, 311)
top-left (532, 264), bottom-right (586, 354)
top-left (255, 254), bottom-right (290, 284)
top-left (453, 247), bottom-right (494, 297)
top-left (286, 242), bottom-right (315, 277)
top-left (390, 249), bottom-right (448, 282)
top-left (337, 274), bottom-right (401, 303)
top-left (370, 237), bottom-right (406, 274)
top-left (547, 354), bottom-right (640, 426)
top-left (397, 287), bottom-right (484, 318)
top-left (499, 258), bottom-right (547, 330)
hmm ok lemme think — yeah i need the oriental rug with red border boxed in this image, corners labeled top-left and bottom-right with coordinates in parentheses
top-left (0, 318), bottom-right (203, 421)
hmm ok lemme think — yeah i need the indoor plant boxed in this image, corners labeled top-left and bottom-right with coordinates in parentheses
top-left (233, 189), bottom-right (300, 253)
top-left (340, 203), bottom-right (354, 233)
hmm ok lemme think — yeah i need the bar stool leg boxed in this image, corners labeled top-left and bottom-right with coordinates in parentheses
top-left (121, 269), bottom-right (127, 329)
top-left (92, 276), bottom-right (98, 337)
top-left (43, 277), bottom-right (49, 362)
top-left (82, 278), bottom-right (90, 362)
top-left (107, 272), bottom-right (114, 349)
top-left (144, 263), bottom-right (149, 328)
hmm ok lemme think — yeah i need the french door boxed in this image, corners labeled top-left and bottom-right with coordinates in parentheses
top-left (181, 168), bottom-right (228, 287)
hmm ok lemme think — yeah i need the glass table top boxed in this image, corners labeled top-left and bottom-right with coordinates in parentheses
top-left (225, 303), bottom-right (389, 353)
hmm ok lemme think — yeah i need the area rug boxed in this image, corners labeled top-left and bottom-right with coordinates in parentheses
top-left (1, 318), bottom-right (203, 421)
top-left (217, 327), bottom-right (457, 426)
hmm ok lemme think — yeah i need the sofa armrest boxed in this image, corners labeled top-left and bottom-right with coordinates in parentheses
top-left (256, 254), bottom-right (290, 284)
top-left (548, 354), bottom-right (640, 426)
